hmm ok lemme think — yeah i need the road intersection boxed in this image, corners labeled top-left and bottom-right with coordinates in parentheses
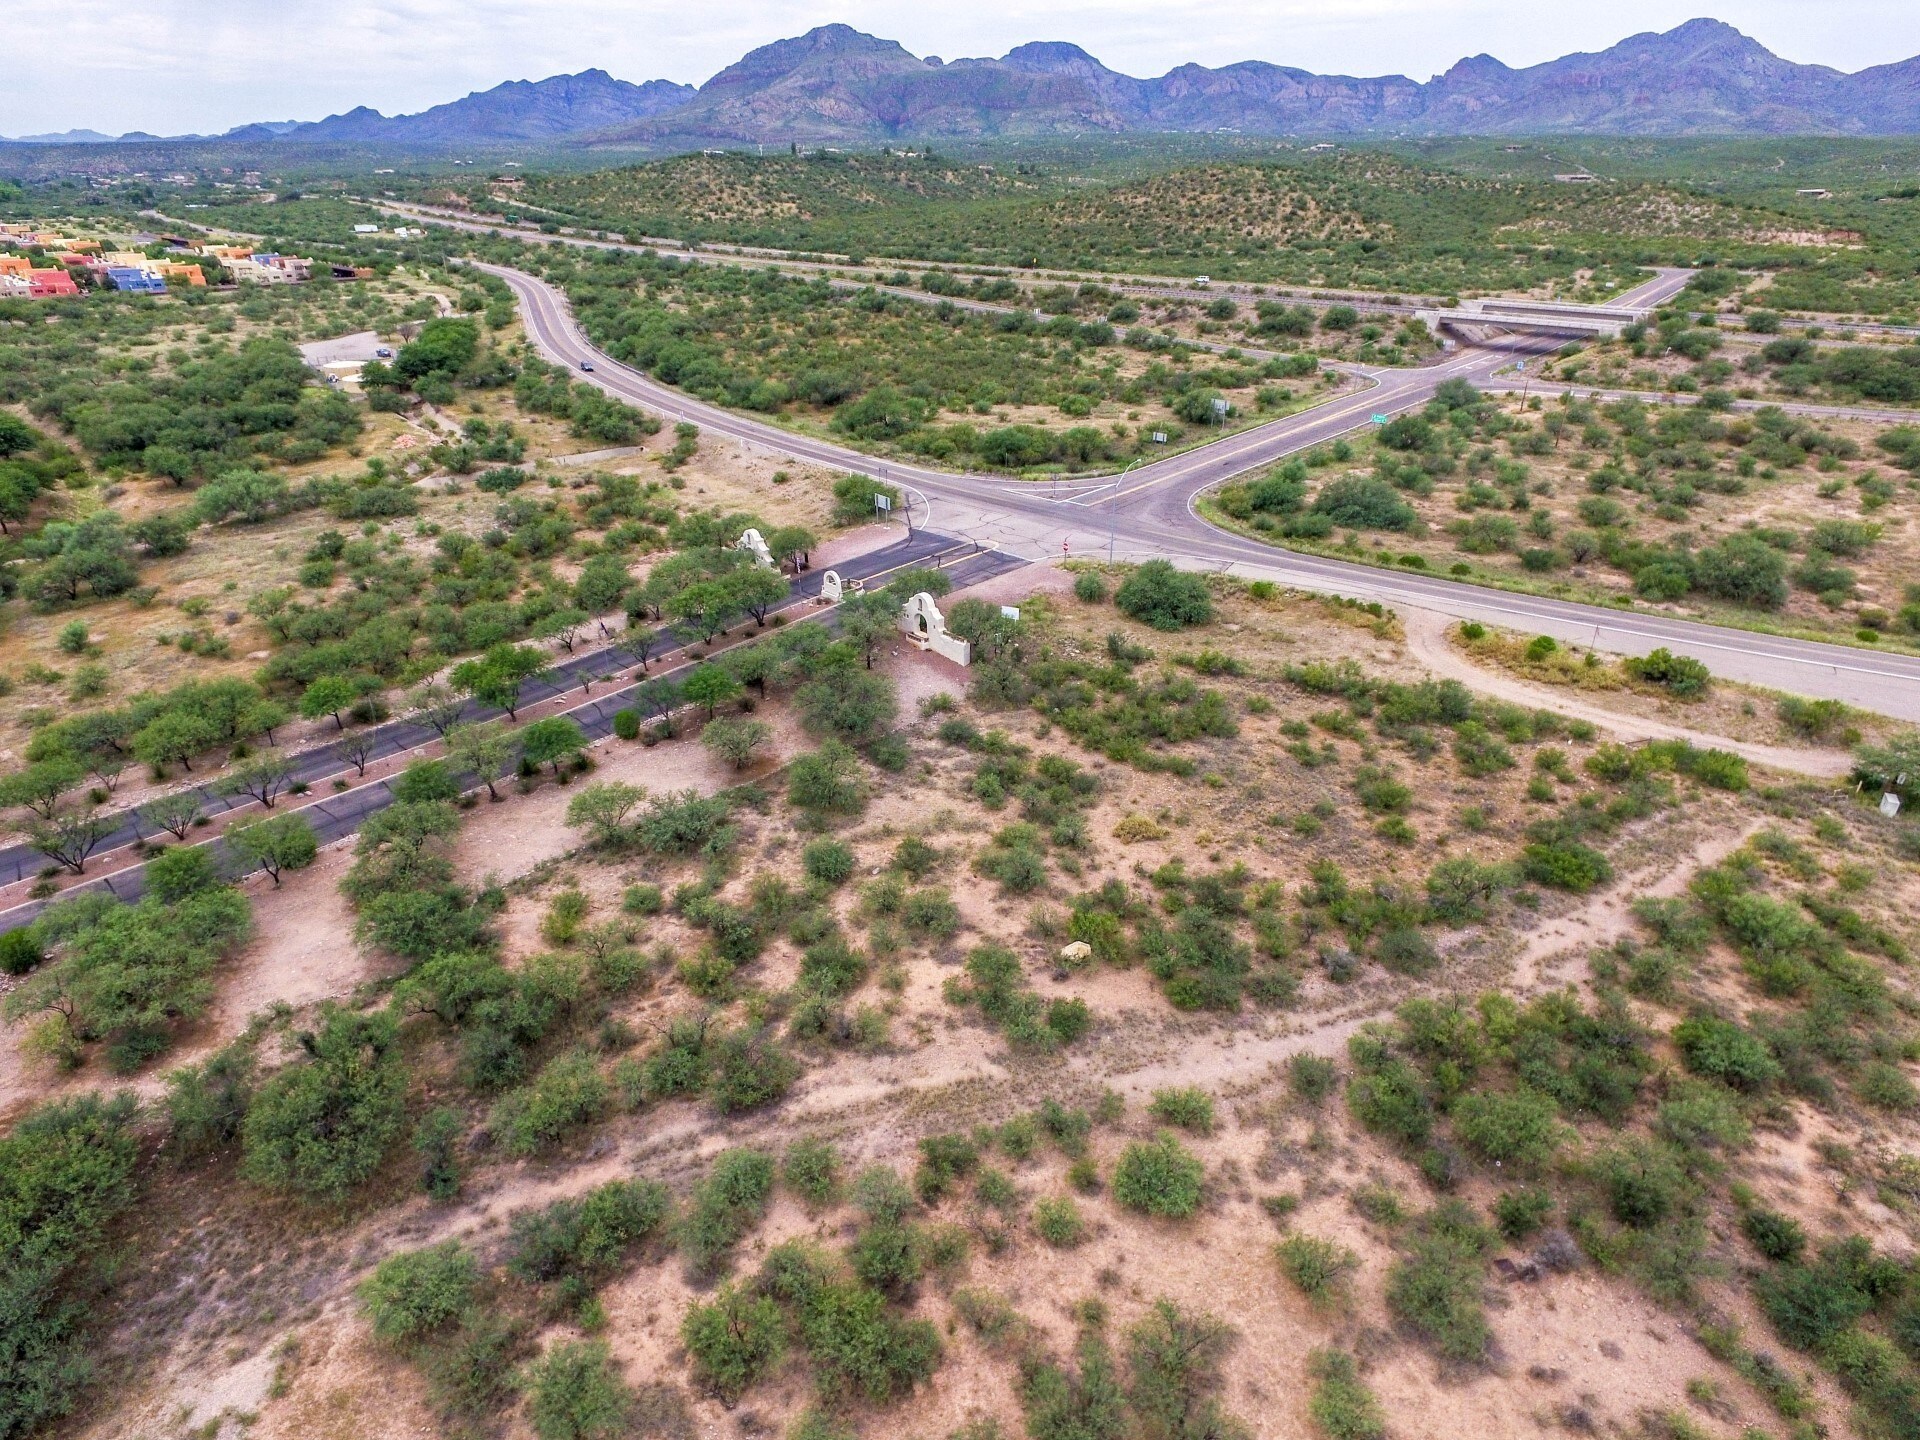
top-left (481, 262), bottom-right (1920, 721)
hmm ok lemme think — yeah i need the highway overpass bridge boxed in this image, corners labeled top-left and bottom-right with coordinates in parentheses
top-left (1416, 297), bottom-right (1651, 343)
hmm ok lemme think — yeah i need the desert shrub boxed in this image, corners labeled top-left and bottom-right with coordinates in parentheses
top-left (361, 1242), bottom-right (477, 1345)
top-left (1741, 1207), bottom-right (1807, 1264)
top-left (490, 1050), bottom-right (607, 1157)
top-left (947, 943), bottom-right (1090, 1051)
top-left (506, 1179), bottom-right (672, 1293)
top-left (525, 1339), bottom-right (630, 1440)
top-left (682, 1148), bottom-right (777, 1279)
top-left (915, 1132), bottom-right (981, 1204)
top-left (1520, 839), bottom-right (1612, 893)
top-left (1148, 1086), bottom-right (1215, 1135)
top-left (241, 1006), bottom-right (405, 1199)
top-left (1648, 1069), bottom-right (1744, 1145)
top-left (709, 1027), bottom-right (801, 1114)
top-left (1073, 571), bottom-right (1109, 603)
top-left (1346, 1053), bottom-right (1433, 1149)
top-left (1308, 1349), bottom-right (1384, 1440)
top-left (801, 838), bottom-right (857, 886)
top-left (902, 887), bottom-right (961, 939)
top-left (1278, 1233), bottom-right (1359, 1305)
top-left (755, 1241), bottom-right (942, 1405)
top-left (1377, 926), bottom-right (1437, 976)
top-left (1313, 474), bottom-right (1416, 531)
top-left (164, 1042), bottom-right (256, 1159)
top-left (1672, 1015), bottom-right (1781, 1091)
top-left (1033, 1195), bottom-right (1088, 1247)
top-left (784, 1138), bottom-right (841, 1208)
top-left (1289, 1054), bottom-right (1339, 1105)
top-left (1758, 1237), bottom-right (1903, 1351)
top-left (1450, 1087), bottom-right (1564, 1170)
top-left (1494, 1187), bottom-right (1554, 1242)
top-left (850, 1218), bottom-right (927, 1296)
top-left (1858, 1061), bottom-right (1920, 1112)
top-left (0, 926), bottom-right (45, 977)
top-left (682, 1283), bottom-right (785, 1403)
top-left (0, 1092), bottom-right (140, 1439)
top-left (415, 1310), bottom-right (532, 1427)
top-left (1112, 1133), bottom-right (1205, 1218)
top-left (1385, 1202), bottom-right (1497, 1364)
top-left (1695, 535), bottom-right (1788, 609)
top-left (1125, 1299), bottom-right (1244, 1439)
top-left (1597, 1140), bottom-right (1687, 1228)
top-left (1020, 1327), bottom-right (1126, 1440)
top-left (1624, 648), bottom-right (1711, 697)
top-left (1114, 560), bottom-right (1213, 631)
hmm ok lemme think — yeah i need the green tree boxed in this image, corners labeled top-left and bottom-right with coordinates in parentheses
top-left (682, 664), bottom-right (743, 720)
top-left (226, 812), bottom-right (319, 886)
top-left (393, 317), bottom-right (480, 382)
top-left (221, 753), bottom-right (293, 810)
top-left (406, 682), bottom-right (467, 738)
top-left (138, 791), bottom-right (203, 841)
top-left (764, 524), bottom-right (818, 570)
top-left (241, 1006), bottom-right (406, 1199)
top-left (837, 590), bottom-right (900, 669)
top-left (299, 674), bottom-right (357, 731)
top-left (565, 782), bottom-right (646, 846)
top-left (359, 1242), bottom-right (478, 1345)
top-left (788, 741), bottom-right (866, 814)
top-left (727, 566), bottom-right (790, 627)
top-left (452, 644), bottom-right (547, 720)
top-left (0, 1092), bottom-right (140, 1440)
top-left (683, 1284), bottom-right (786, 1403)
top-left (520, 717), bottom-right (587, 776)
top-left (0, 760), bottom-right (82, 821)
top-left (132, 708), bottom-right (220, 774)
top-left (797, 667), bottom-right (896, 743)
top-left (27, 809), bottom-right (115, 875)
top-left (669, 578), bottom-right (747, 643)
top-left (525, 1339), bottom-right (631, 1440)
top-left (446, 720), bottom-right (514, 801)
top-left (702, 717), bottom-right (771, 770)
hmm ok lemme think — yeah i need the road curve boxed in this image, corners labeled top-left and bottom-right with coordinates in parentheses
top-left (489, 262), bottom-right (1920, 721)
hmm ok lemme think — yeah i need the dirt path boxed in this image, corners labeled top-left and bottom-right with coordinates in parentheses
top-left (1512, 816), bottom-right (1765, 991)
top-left (1402, 608), bottom-right (1853, 778)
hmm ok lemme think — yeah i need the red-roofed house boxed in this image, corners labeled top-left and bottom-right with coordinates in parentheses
top-left (27, 269), bottom-right (79, 298)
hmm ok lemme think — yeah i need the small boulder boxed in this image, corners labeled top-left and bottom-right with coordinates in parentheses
top-left (1058, 940), bottom-right (1093, 966)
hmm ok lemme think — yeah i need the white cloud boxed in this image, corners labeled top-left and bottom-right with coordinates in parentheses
top-left (6, 0), bottom-right (1920, 137)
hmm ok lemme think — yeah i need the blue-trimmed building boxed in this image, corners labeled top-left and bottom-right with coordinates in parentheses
top-left (105, 267), bottom-right (166, 293)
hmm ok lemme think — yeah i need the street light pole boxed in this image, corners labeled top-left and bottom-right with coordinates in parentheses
top-left (1110, 458), bottom-right (1141, 564)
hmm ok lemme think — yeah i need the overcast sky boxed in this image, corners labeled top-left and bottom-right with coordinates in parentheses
top-left (9, 0), bottom-right (1920, 138)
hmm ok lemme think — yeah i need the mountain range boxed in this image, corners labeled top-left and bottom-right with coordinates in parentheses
top-left (10, 19), bottom-right (1920, 148)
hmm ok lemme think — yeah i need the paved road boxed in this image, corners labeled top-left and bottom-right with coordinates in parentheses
top-left (488, 262), bottom-right (1920, 721)
top-left (0, 533), bottom-right (1014, 894)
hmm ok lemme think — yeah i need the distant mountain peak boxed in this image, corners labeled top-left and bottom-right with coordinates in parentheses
top-left (33, 18), bottom-right (1920, 150)
top-left (1002, 42), bottom-right (1108, 75)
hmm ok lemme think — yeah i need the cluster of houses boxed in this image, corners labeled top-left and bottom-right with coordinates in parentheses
top-left (0, 223), bottom-right (324, 299)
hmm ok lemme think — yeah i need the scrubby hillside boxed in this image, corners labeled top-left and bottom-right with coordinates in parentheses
top-left (6, 555), bottom-right (1920, 1440)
